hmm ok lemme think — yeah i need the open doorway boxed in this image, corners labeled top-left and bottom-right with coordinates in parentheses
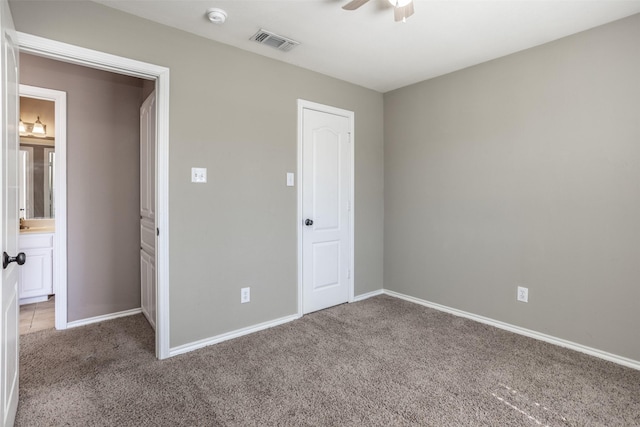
top-left (18, 53), bottom-right (158, 350)
top-left (17, 85), bottom-right (66, 335)
top-left (16, 32), bottom-right (170, 360)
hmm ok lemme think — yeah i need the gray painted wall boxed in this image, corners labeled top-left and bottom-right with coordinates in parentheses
top-left (384, 14), bottom-right (640, 361)
top-left (20, 53), bottom-right (144, 322)
top-left (10, 1), bottom-right (385, 347)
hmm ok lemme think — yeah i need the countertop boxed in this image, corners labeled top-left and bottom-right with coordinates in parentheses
top-left (20, 227), bottom-right (55, 234)
top-left (20, 219), bottom-right (55, 234)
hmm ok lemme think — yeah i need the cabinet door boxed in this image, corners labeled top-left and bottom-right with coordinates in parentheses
top-left (19, 248), bottom-right (53, 299)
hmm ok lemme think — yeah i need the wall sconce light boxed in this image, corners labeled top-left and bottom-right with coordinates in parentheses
top-left (19, 116), bottom-right (47, 137)
top-left (32, 116), bottom-right (46, 136)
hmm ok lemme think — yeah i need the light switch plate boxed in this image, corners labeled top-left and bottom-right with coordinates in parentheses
top-left (286, 172), bottom-right (294, 187)
top-left (191, 167), bottom-right (207, 183)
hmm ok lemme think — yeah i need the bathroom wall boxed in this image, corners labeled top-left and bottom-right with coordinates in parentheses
top-left (20, 97), bottom-right (54, 218)
top-left (20, 96), bottom-right (55, 136)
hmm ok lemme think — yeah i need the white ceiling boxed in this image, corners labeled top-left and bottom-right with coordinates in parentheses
top-left (95, 0), bottom-right (640, 93)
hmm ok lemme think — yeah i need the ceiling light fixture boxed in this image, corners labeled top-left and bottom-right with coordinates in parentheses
top-left (344, 0), bottom-right (414, 23)
top-left (389, 0), bottom-right (414, 23)
top-left (206, 8), bottom-right (227, 25)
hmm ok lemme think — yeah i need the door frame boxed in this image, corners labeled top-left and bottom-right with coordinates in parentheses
top-left (18, 84), bottom-right (66, 328)
top-left (16, 32), bottom-right (171, 360)
top-left (296, 99), bottom-right (355, 316)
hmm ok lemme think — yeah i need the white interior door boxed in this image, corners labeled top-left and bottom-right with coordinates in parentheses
top-left (140, 91), bottom-right (156, 330)
top-left (301, 105), bottom-right (353, 314)
top-left (0, 0), bottom-right (20, 424)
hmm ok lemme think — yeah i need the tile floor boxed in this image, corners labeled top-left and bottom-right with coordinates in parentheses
top-left (20, 296), bottom-right (55, 335)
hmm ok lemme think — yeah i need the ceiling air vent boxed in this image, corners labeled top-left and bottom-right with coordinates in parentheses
top-left (250, 29), bottom-right (300, 52)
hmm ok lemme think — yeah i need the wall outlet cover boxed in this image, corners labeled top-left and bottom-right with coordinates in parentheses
top-left (517, 286), bottom-right (528, 303)
top-left (241, 287), bottom-right (250, 304)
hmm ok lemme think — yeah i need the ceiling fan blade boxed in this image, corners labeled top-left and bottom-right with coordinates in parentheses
top-left (394, 1), bottom-right (415, 22)
top-left (342, 0), bottom-right (370, 11)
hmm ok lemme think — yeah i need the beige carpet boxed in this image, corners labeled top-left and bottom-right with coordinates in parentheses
top-left (17, 295), bottom-right (640, 426)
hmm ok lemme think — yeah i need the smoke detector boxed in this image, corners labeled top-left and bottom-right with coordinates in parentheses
top-left (206, 8), bottom-right (227, 24)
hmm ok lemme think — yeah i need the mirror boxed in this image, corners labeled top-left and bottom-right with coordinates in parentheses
top-left (19, 96), bottom-right (55, 219)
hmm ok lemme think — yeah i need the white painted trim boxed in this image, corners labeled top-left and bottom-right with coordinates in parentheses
top-left (19, 84), bottom-right (67, 331)
top-left (169, 314), bottom-right (299, 357)
top-left (16, 32), bottom-right (171, 360)
top-left (296, 102), bottom-right (304, 316)
top-left (66, 308), bottom-right (142, 329)
top-left (296, 99), bottom-right (355, 316)
top-left (155, 72), bottom-right (171, 361)
top-left (16, 33), bottom-right (165, 80)
top-left (352, 289), bottom-right (384, 302)
top-left (383, 289), bottom-right (640, 371)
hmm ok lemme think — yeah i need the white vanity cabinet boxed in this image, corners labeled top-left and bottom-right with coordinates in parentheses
top-left (19, 232), bottom-right (54, 304)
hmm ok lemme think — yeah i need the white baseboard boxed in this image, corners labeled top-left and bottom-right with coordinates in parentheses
top-left (66, 308), bottom-right (142, 329)
top-left (383, 289), bottom-right (640, 371)
top-left (169, 314), bottom-right (300, 358)
top-left (352, 289), bottom-right (384, 302)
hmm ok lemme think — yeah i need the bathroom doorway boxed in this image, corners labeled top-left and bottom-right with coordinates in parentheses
top-left (18, 55), bottom-right (156, 344)
top-left (16, 32), bottom-right (170, 360)
top-left (17, 85), bottom-right (66, 334)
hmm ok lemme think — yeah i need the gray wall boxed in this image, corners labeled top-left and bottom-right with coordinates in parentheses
top-left (384, 14), bottom-right (640, 361)
top-left (10, 1), bottom-right (385, 347)
top-left (20, 53), bottom-right (144, 322)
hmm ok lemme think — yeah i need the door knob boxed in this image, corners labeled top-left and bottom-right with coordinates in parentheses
top-left (305, 219), bottom-right (314, 226)
top-left (3, 252), bottom-right (26, 269)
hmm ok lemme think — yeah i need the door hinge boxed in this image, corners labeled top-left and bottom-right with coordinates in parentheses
top-left (157, 228), bottom-right (160, 236)
top-left (348, 132), bottom-right (352, 143)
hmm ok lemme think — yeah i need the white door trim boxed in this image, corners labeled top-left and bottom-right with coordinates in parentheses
top-left (18, 84), bottom-right (67, 330)
top-left (296, 99), bottom-right (355, 316)
top-left (16, 32), bottom-right (171, 360)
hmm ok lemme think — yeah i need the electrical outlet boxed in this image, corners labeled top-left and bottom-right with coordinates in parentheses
top-left (241, 287), bottom-right (250, 304)
top-left (517, 286), bottom-right (528, 303)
